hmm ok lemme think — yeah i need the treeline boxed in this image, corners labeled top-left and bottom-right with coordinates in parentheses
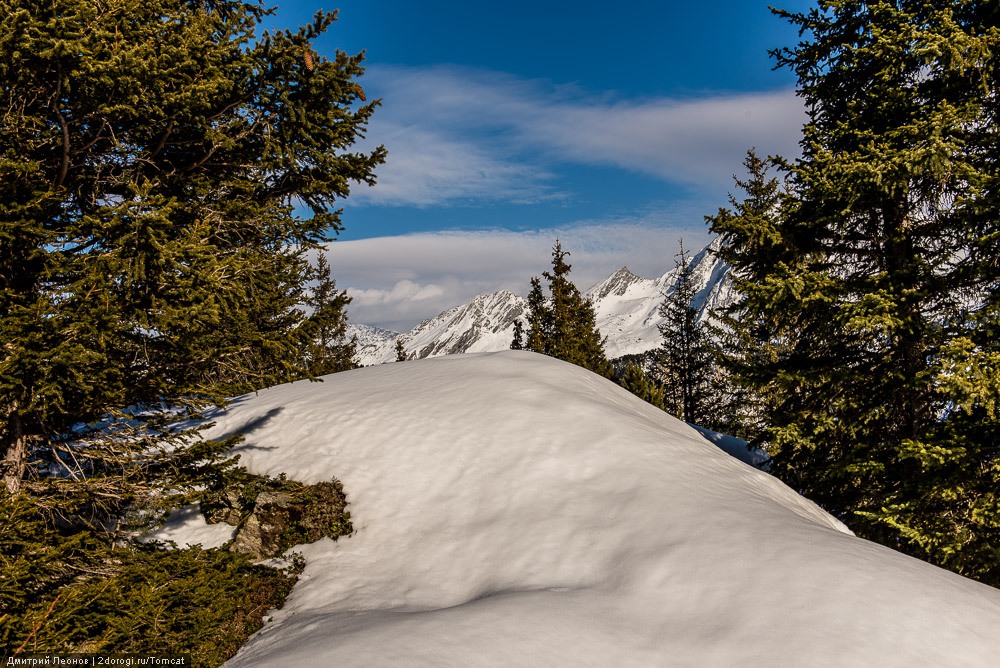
top-left (509, 239), bottom-right (721, 427)
top-left (515, 2), bottom-right (1000, 587)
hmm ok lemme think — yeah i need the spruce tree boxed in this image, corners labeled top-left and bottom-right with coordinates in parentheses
top-left (524, 276), bottom-right (548, 352)
top-left (510, 318), bottom-right (525, 350)
top-left (300, 253), bottom-right (357, 377)
top-left (517, 242), bottom-right (612, 377)
top-left (0, 0), bottom-right (384, 653)
top-left (708, 149), bottom-right (795, 441)
top-left (0, 11), bottom-right (386, 626)
top-left (0, 0), bottom-right (384, 500)
top-left (395, 339), bottom-right (408, 362)
top-left (655, 241), bottom-right (717, 425)
top-left (717, 1), bottom-right (1000, 583)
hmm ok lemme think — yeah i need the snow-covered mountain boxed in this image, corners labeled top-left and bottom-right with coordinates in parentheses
top-left (348, 239), bottom-right (733, 365)
top-left (347, 323), bottom-right (399, 363)
top-left (185, 352), bottom-right (1000, 667)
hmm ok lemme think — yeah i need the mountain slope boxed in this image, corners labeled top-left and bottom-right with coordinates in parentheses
top-left (204, 352), bottom-right (1000, 667)
top-left (400, 289), bottom-right (526, 359)
top-left (348, 239), bottom-right (732, 365)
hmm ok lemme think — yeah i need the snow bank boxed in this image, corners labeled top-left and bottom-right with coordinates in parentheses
top-left (200, 351), bottom-right (1000, 667)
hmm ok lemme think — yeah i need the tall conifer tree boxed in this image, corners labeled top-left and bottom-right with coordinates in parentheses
top-left (0, 0), bottom-right (385, 505)
top-left (709, 149), bottom-right (796, 441)
top-left (514, 242), bottom-right (612, 377)
top-left (301, 253), bottom-right (356, 377)
top-left (655, 242), bottom-right (717, 425)
top-left (717, 1), bottom-right (999, 583)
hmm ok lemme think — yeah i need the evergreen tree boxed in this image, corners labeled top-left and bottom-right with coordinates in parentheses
top-left (717, 1), bottom-right (1000, 583)
top-left (395, 338), bottom-right (407, 362)
top-left (708, 149), bottom-right (795, 441)
top-left (510, 318), bottom-right (525, 350)
top-left (655, 242), bottom-right (717, 425)
top-left (301, 253), bottom-right (356, 377)
top-left (618, 363), bottom-right (666, 411)
top-left (0, 0), bottom-right (384, 500)
top-left (518, 242), bottom-right (612, 377)
top-left (524, 276), bottom-right (548, 353)
top-left (0, 12), bottom-right (385, 631)
top-left (0, 0), bottom-right (384, 653)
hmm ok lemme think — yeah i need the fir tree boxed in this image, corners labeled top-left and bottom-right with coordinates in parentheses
top-left (0, 9), bottom-right (385, 651)
top-left (524, 276), bottom-right (548, 353)
top-left (510, 318), bottom-right (525, 350)
top-left (0, 0), bottom-right (384, 652)
top-left (716, 1), bottom-right (1000, 584)
top-left (708, 149), bottom-right (795, 440)
top-left (0, 0), bottom-right (384, 499)
top-left (301, 253), bottom-right (356, 377)
top-left (519, 242), bottom-right (612, 377)
top-left (395, 339), bottom-right (407, 362)
top-left (655, 242), bottom-right (717, 425)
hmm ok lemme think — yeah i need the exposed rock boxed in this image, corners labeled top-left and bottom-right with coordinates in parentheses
top-left (204, 488), bottom-right (243, 526)
top-left (203, 476), bottom-right (351, 559)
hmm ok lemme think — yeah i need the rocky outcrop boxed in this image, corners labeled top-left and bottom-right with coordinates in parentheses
top-left (203, 477), bottom-right (351, 559)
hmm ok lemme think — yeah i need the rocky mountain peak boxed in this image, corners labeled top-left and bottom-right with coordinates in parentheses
top-left (589, 266), bottom-right (643, 300)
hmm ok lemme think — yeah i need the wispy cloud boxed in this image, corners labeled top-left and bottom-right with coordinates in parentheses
top-left (350, 65), bottom-right (804, 208)
top-left (350, 124), bottom-right (564, 207)
top-left (349, 279), bottom-right (445, 306)
top-left (325, 219), bottom-right (713, 331)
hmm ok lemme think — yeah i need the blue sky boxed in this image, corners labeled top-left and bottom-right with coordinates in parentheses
top-left (266, 1), bottom-right (813, 330)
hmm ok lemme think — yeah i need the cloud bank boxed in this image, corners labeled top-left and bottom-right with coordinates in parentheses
top-left (350, 65), bottom-right (805, 208)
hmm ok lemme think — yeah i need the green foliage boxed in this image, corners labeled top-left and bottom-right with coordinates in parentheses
top-left (300, 253), bottom-right (357, 377)
top-left (0, 0), bottom-right (377, 656)
top-left (515, 241), bottom-right (612, 377)
top-left (510, 318), bottom-right (524, 350)
top-left (708, 149), bottom-right (798, 441)
top-left (0, 0), bottom-right (385, 495)
top-left (716, 1), bottom-right (1000, 584)
top-left (2, 501), bottom-right (299, 664)
top-left (395, 338), bottom-right (408, 362)
top-left (655, 242), bottom-right (718, 425)
top-left (617, 362), bottom-right (666, 411)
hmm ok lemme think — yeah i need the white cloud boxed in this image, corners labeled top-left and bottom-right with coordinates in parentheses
top-left (326, 220), bottom-right (713, 331)
top-left (524, 92), bottom-right (804, 183)
top-left (349, 123), bottom-right (563, 207)
top-left (350, 280), bottom-right (445, 305)
top-left (350, 65), bottom-right (804, 208)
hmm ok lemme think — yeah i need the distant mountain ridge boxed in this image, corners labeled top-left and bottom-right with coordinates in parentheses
top-left (347, 239), bottom-right (733, 366)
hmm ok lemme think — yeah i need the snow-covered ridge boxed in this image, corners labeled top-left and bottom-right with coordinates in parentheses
top-left (206, 352), bottom-right (1000, 667)
top-left (346, 323), bottom-right (398, 364)
top-left (347, 238), bottom-right (732, 364)
top-left (403, 289), bottom-right (527, 359)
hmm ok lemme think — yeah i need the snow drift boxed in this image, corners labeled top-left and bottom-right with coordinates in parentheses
top-left (200, 351), bottom-right (1000, 667)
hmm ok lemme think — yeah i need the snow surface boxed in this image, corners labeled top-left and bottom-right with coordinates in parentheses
top-left (194, 351), bottom-right (1000, 667)
top-left (143, 505), bottom-right (234, 549)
